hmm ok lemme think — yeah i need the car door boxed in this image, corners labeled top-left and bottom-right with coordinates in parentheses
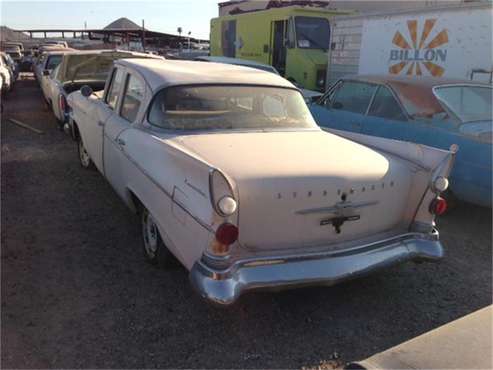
top-left (361, 85), bottom-right (412, 141)
top-left (310, 80), bottom-right (377, 133)
top-left (104, 70), bottom-right (147, 199)
top-left (84, 67), bottom-right (126, 173)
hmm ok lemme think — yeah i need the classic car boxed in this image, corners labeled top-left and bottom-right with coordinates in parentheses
top-left (2, 52), bottom-right (18, 82)
top-left (310, 76), bottom-right (492, 207)
top-left (0, 52), bottom-right (13, 93)
top-left (45, 50), bottom-right (163, 128)
top-left (33, 49), bottom-right (73, 101)
top-left (68, 59), bottom-right (455, 305)
top-left (3, 45), bottom-right (22, 63)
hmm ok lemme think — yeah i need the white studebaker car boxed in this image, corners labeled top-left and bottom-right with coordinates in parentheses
top-left (68, 59), bottom-right (455, 305)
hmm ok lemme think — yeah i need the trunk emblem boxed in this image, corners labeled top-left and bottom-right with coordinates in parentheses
top-left (296, 200), bottom-right (379, 234)
top-left (321, 215), bottom-right (360, 234)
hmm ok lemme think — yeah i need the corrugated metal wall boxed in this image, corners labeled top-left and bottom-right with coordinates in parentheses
top-left (326, 18), bottom-right (363, 87)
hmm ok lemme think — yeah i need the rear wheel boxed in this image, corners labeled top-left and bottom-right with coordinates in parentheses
top-left (77, 136), bottom-right (93, 169)
top-left (141, 207), bottom-right (175, 268)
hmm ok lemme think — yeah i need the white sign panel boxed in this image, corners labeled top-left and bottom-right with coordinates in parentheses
top-left (358, 8), bottom-right (493, 80)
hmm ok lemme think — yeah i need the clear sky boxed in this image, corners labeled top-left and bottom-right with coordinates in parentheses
top-left (0, 0), bottom-right (219, 39)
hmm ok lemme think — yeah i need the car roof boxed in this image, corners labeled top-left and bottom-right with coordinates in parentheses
top-left (340, 74), bottom-right (491, 117)
top-left (195, 56), bottom-right (278, 72)
top-left (116, 58), bottom-right (294, 91)
top-left (59, 49), bottom-right (151, 56)
top-left (44, 49), bottom-right (77, 56)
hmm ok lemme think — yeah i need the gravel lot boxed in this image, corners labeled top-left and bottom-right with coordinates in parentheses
top-left (1, 75), bottom-right (492, 369)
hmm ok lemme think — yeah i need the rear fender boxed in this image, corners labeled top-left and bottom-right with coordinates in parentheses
top-left (325, 129), bottom-right (457, 229)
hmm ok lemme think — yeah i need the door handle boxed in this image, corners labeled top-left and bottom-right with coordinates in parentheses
top-left (97, 121), bottom-right (105, 127)
top-left (117, 138), bottom-right (126, 146)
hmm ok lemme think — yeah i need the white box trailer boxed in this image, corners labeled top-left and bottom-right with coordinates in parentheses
top-left (326, 2), bottom-right (493, 86)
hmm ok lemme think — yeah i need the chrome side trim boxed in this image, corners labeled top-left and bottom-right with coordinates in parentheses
top-left (111, 137), bottom-right (214, 233)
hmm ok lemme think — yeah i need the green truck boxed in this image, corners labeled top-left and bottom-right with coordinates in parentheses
top-left (210, 7), bottom-right (348, 91)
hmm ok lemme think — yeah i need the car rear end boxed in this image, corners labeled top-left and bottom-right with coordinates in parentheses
top-left (189, 132), bottom-right (455, 305)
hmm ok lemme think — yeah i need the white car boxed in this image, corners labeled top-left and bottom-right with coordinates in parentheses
top-left (68, 59), bottom-right (455, 305)
top-left (0, 52), bottom-right (12, 93)
top-left (33, 50), bottom-right (72, 101)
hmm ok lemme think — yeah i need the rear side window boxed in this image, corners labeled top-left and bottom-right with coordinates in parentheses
top-left (368, 86), bottom-right (407, 121)
top-left (330, 81), bottom-right (376, 114)
top-left (46, 55), bottom-right (62, 70)
top-left (105, 68), bottom-right (125, 110)
top-left (120, 74), bottom-right (145, 122)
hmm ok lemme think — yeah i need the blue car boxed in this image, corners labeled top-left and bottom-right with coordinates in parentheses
top-left (310, 75), bottom-right (492, 207)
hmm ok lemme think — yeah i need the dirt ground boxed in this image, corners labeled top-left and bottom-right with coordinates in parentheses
top-left (1, 75), bottom-right (492, 369)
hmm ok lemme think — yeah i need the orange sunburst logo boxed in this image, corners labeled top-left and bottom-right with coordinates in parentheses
top-left (389, 19), bottom-right (449, 77)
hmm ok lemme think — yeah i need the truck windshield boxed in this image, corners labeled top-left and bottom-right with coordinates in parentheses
top-left (148, 85), bottom-right (317, 131)
top-left (295, 17), bottom-right (330, 50)
top-left (434, 85), bottom-right (492, 123)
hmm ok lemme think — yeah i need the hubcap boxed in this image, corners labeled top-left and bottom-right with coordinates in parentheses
top-left (143, 211), bottom-right (158, 259)
top-left (79, 139), bottom-right (90, 167)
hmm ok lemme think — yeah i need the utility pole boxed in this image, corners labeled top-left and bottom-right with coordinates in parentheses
top-left (188, 31), bottom-right (191, 51)
top-left (142, 19), bottom-right (146, 52)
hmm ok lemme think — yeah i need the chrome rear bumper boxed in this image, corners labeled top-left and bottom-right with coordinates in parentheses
top-left (190, 230), bottom-right (443, 306)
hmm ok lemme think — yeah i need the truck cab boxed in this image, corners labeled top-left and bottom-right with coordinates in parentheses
top-left (210, 7), bottom-right (349, 91)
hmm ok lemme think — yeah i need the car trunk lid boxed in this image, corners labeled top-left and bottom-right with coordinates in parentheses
top-left (175, 130), bottom-right (413, 251)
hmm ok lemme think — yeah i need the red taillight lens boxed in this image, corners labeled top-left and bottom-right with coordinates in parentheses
top-left (430, 197), bottom-right (447, 216)
top-left (59, 94), bottom-right (67, 113)
top-left (215, 223), bottom-right (239, 246)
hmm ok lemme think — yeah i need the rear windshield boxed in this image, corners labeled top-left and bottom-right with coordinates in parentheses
top-left (148, 85), bottom-right (316, 131)
top-left (434, 85), bottom-right (492, 123)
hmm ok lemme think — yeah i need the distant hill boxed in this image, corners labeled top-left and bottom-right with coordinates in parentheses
top-left (104, 17), bottom-right (144, 30)
top-left (0, 26), bottom-right (30, 42)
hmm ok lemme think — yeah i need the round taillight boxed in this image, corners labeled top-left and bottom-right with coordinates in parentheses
top-left (430, 197), bottom-right (447, 216)
top-left (215, 223), bottom-right (239, 246)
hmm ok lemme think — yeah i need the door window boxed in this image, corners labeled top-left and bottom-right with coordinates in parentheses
top-left (368, 86), bottom-right (407, 121)
top-left (46, 55), bottom-right (62, 70)
top-left (221, 20), bottom-right (236, 58)
top-left (120, 74), bottom-right (145, 122)
top-left (272, 20), bottom-right (287, 75)
top-left (105, 68), bottom-right (125, 110)
top-left (330, 81), bottom-right (376, 114)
